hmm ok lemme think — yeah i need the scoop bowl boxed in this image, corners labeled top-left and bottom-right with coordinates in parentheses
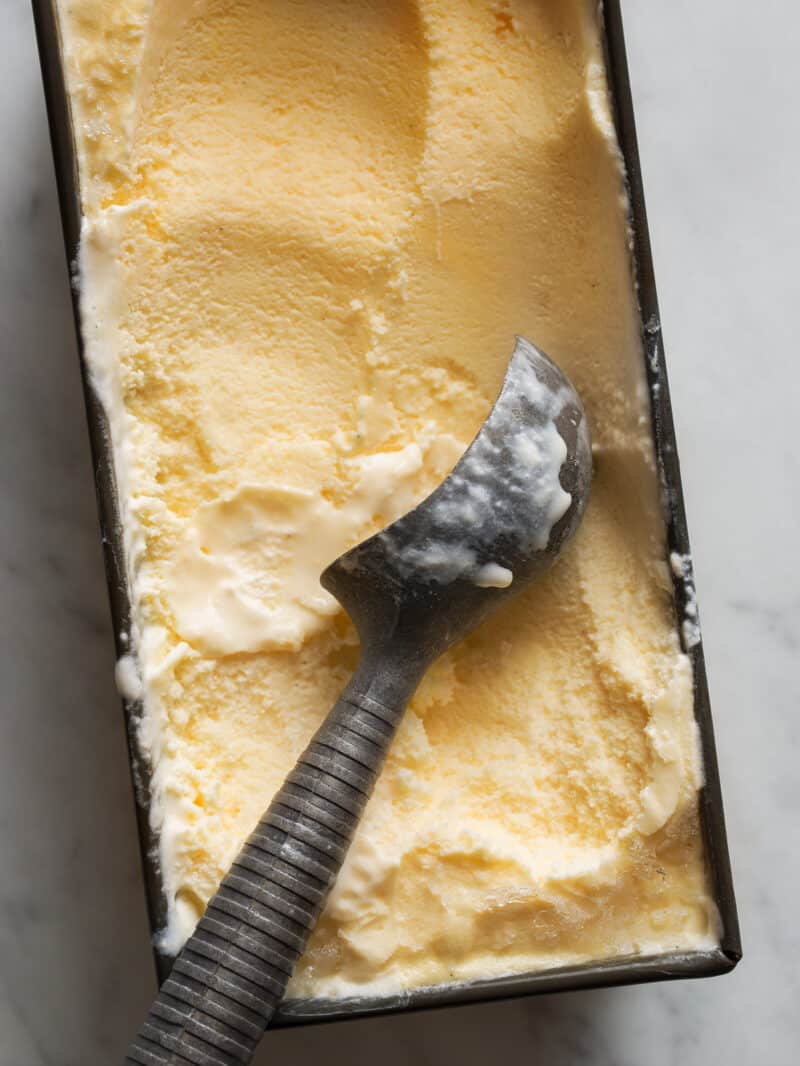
top-left (324, 335), bottom-right (592, 667)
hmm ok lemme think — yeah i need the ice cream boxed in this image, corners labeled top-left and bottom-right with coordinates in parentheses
top-left (55, 0), bottom-right (718, 999)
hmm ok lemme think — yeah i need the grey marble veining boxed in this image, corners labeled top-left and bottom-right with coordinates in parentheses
top-left (1, 0), bottom-right (798, 1062)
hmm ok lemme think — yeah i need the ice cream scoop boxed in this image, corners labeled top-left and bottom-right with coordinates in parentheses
top-left (125, 337), bottom-right (592, 1065)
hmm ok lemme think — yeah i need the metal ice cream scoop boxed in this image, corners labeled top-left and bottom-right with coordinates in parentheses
top-left (126, 337), bottom-right (592, 1065)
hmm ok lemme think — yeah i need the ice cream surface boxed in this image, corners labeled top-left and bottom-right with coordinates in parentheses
top-left (56, 0), bottom-right (717, 998)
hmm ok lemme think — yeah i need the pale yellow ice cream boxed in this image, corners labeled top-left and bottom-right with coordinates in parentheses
top-left (56, 0), bottom-right (717, 999)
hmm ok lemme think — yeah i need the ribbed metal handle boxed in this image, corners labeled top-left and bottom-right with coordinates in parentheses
top-left (126, 658), bottom-right (419, 1065)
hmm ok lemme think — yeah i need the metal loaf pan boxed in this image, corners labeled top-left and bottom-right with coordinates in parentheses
top-left (32, 0), bottom-right (741, 1028)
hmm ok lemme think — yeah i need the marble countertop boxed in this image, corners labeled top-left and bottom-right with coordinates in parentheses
top-left (2, 0), bottom-right (798, 1062)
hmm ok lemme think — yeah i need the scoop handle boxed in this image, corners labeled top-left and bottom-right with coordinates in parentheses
top-left (125, 655), bottom-right (420, 1065)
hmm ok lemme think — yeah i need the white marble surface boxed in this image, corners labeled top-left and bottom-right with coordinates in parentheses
top-left (1, 0), bottom-right (798, 1062)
